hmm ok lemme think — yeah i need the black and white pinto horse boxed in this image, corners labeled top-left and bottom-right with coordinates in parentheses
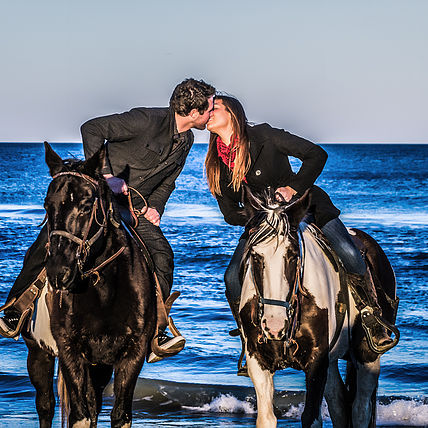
top-left (23, 143), bottom-right (156, 427)
top-left (238, 190), bottom-right (398, 428)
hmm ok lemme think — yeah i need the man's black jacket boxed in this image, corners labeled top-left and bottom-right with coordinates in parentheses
top-left (216, 123), bottom-right (340, 228)
top-left (81, 107), bottom-right (193, 215)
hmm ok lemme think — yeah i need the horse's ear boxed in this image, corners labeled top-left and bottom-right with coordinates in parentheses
top-left (44, 141), bottom-right (64, 177)
top-left (286, 189), bottom-right (312, 228)
top-left (83, 145), bottom-right (106, 175)
top-left (242, 185), bottom-right (263, 219)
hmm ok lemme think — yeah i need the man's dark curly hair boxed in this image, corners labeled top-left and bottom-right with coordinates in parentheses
top-left (170, 78), bottom-right (215, 116)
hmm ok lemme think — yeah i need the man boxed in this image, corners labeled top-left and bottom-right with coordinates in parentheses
top-left (0, 78), bottom-right (215, 362)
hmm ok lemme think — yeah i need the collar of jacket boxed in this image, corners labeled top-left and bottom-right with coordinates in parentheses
top-left (169, 106), bottom-right (192, 142)
top-left (169, 106), bottom-right (177, 137)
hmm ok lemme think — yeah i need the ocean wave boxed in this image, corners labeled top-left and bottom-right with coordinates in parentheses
top-left (284, 398), bottom-right (428, 426)
top-left (0, 204), bottom-right (44, 218)
top-left (342, 211), bottom-right (428, 227)
top-left (112, 378), bottom-right (428, 425)
top-left (164, 203), bottom-right (222, 221)
top-left (401, 308), bottom-right (428, 322)
top-left (377, 399), bottom-right (428, 426)
top-left (183, 393), bottom-right (256, 414)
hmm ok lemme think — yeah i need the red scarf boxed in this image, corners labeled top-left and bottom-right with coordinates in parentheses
top-left (216, 136), bottom-right (247, 183)
top-left (217, 136), bottom-right (239, 169)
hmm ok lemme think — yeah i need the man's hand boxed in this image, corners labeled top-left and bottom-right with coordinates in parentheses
top-left (275, 186), bottom-right (297, 202)
top-left (144, 207), bottom-right (161, 226)
top-left (104, 174), bottom-right (128, 195)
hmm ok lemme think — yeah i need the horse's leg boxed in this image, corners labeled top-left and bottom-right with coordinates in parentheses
top-left (111, 347), bottom-right (146, 428)
top-left (58, 356), bottom-right (92, 428)
top-left (302, 356), bottom-right (329, 428)
top-left (324, 360), bottom-right (350, 428)
top-left (351, 358), bottom-right (380, 428)
top-left (88, 364), bottom-right (113, 416)
top-left (247, 354), bottom-right (276, 428)
top-left (26, 341), bottom-right (55, 428)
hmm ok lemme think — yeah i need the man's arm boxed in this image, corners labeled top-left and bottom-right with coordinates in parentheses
top-left (81, 108), bottom-right (151, 175)
top-left (147, 166), bottom-right (183, 218)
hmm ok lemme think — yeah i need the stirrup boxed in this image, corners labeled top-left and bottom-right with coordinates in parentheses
top-left (238, 363), bottom-right (248, 377)
top-left (361, 306), bottom-right (400, 354)
top-left (150, 291), bottom-right (186, 360)
top-left (0, 300), bottom-right (33, 339)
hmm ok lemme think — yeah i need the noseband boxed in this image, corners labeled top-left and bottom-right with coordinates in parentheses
top-left (46, 171), bottom-right (122, 282)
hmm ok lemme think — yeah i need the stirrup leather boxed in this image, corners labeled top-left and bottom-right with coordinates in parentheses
top-left (360, 306), bottom-right (400, 354)
top-left (229, 325), bottom-right (248, 377)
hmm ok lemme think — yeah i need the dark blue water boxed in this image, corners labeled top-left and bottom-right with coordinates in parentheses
top-left (0, 143), bottom-right (427, 427)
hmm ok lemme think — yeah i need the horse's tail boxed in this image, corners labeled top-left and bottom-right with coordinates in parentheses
top-left (57, 365), bottom-right (69, 428)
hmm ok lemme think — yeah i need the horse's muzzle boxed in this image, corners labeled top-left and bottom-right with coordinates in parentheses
top-left (261, 316), bottom-right (288, 341)
top-left (47, 266), bottom-right (79, 291)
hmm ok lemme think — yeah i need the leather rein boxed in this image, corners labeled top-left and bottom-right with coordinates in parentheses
top-left (46, 171), bottom-right (124, 283)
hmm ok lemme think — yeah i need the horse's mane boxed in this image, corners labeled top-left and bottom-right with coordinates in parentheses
top-left (60, 158), bottom-right (105, 181)
top-left (245, 190), bottom-right (291, 249)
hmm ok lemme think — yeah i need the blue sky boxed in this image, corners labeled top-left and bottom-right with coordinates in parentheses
top-left (1, 0), bottom-right (427, 142)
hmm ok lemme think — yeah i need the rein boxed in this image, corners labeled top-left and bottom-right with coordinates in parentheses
top-left (46, 171), bottom-right (124, 282)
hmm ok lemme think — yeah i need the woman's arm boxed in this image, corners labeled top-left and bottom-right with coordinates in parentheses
top-left (270, 126), bottom-right (328, 195)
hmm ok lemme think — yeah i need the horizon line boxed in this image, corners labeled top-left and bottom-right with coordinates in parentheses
top-left (0, 141), bottom-right (427, 145)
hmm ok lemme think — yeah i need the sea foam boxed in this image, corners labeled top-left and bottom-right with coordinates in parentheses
top-left (183, 393), bottom-right (256, 414)
top-left (185, 394), bottom-right (428, 426)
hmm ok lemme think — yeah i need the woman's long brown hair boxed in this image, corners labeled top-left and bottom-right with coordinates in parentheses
top-left (205, 95), bottom-right (251, 196)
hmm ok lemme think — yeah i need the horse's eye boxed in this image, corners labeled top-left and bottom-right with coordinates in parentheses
top-left (79, 204), bottom-right (92, 214)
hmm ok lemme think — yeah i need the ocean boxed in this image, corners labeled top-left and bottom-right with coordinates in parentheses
top-left (0, 143), bottom-right (427, 427)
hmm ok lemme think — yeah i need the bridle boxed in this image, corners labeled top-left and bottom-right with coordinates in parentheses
top-left (245, 212), bottom-right (306, 345)
top-left (45, 171), bottom-right (124, 283)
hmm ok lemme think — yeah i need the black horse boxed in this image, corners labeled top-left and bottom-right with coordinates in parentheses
top-left (23, 143), bottom-right (156, 427)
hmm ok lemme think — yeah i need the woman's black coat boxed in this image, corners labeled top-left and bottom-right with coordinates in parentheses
top-left (216, 123), bottom-right (340, 228)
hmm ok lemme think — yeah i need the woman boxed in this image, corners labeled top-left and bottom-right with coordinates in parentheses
top-left (205, 95), bottom-right (392, 370)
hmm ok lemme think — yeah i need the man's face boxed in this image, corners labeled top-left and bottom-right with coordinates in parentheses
top-left (192, 96), bottom-right (214, 130)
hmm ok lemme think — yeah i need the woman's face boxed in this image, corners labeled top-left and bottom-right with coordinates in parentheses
top-left (207, 99), bottom-right (232, 133)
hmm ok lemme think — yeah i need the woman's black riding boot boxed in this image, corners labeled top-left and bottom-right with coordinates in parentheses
top-left (347, 270), bottom-right (395, 352)
top-left (227, 298), bottom-right (248, 377)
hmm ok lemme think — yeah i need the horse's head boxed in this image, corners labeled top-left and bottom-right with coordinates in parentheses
top-left (242, 187), bottom-right (311, 341)
top-left (43, 142), bottom-right (108, 292)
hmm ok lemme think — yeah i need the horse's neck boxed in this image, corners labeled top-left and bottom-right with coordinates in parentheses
top-left (301, 226), bottom-right (341, 310)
